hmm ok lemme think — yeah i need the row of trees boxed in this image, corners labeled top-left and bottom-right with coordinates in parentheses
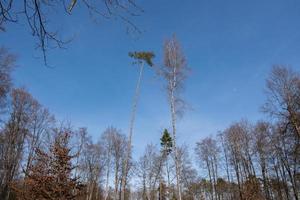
top-left (193, 66), bottom-right (300, 200)
top-left (0, 35), bottom-right (188, 200)
top-left (133, 66), bottom-right (300, 200)
top-left (0, 42), bottom-right (299, 200)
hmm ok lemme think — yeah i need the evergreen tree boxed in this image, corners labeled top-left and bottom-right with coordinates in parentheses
top-left (160, 129), bottom-right (173, 156)
top-left (160, 129), bottom-right (173, 200)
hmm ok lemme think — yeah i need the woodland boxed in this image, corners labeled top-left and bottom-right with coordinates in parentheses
top-left (0, 0), bottom-right (299, 200)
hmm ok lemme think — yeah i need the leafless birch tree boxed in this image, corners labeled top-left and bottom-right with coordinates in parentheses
top-left (160, 35), bottom-right (189, 200)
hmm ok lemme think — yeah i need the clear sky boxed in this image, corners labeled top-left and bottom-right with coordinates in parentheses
top-left (1, 0), bottom-right (300, 158)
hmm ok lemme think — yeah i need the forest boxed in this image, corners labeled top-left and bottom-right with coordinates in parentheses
top-left (0, 0), bottom-right (300, 200)
top-left (0, 37), bottom-right (299, 200)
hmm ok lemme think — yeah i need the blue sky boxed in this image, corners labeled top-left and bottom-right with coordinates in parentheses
top-left (1, 0), bottom-right (300, 158)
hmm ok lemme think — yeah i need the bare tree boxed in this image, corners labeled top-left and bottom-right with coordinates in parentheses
top-left (0, 0), bottom-right (143, 64)
top-left (23, 103), bottom-right (55, 179)
top-left (160, 35), bottom-right (189, 200)
top-left (0, 47), bottom-right (15, 112)
top-left (195, 137), bottom-right (219, 200)
top-left (253, 121), bottom-right (272, 200)
top-left (73, 127), bottom-right (88, 182)
top-left (223, 122), bottom-right (251, 200)
top-left (217, 132), bottom-right (232, 184)
top-left (263, 66), bottom-right (300, 138)
top-left (176, 145), bottom-right (198, 200)
top-left (137, 144), bottom-right (162, 200)
top-left (99, 127), bottom-right (128, 200)
top-left (0, 88), bottom-right (39, 200)
top-left (80, 136), bottom-right (105, 200)
top-left (101, 127), bottom-right (115, 200)
top-left (262, 66), bottom-right (300, 200)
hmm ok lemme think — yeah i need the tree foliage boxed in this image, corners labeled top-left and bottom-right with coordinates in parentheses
top-left (129, 51), bottom-right (155, 67)
top-left (160, 129), bottom-right (173, 156)
top-left (12, 131), bottom-right (85, 200)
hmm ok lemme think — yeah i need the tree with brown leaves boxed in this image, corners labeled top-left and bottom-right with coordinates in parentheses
top-left (12, 131), bottom-right (85, 200)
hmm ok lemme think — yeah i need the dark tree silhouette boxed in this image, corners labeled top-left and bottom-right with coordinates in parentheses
top-left (0, 0), bottom-right (143, 64)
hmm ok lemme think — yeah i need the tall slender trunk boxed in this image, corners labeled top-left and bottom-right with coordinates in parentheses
top-left (219, 134), bottom-right (233, 199)
top-left (159, 180), bottom-right (162, 200)
top-left (115, 162), bottom-right (120, 200)
top-left (166, 156), bottom-right (171, 200)
top-left (88, 182), bottom-right (95, 200)
top-left (287, 107), bottom-right (300, 138)
top-left (274, 164), bottom-right (283, 200)
top-left (154, 153), bottom-right (164, 200)
top-left (142, 171), bottom-right (147, 200)
top-left (278, 160), bottom-right (290, 200)
top-left (231, 149), bottom-right (243, 200)
top-left (212, 156), bottom-right (218, 200)
top-left (121, 62), bottom-right (144, 200)
top-left (206, 160), bottom-right (214, 200)
top-left (170, 85), bottom-right (182, 200)
top-left (167, 55), bottom-right (182, 200)
top-left (104, 153), bottom-right (111, 200)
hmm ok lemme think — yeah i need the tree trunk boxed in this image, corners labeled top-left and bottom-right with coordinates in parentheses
top-left (169, 63), bottom-right (182, 200)
top-left (104, 154), bottom-right (111, 200)
top-left (121, 62), bottom-right (144, 200)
